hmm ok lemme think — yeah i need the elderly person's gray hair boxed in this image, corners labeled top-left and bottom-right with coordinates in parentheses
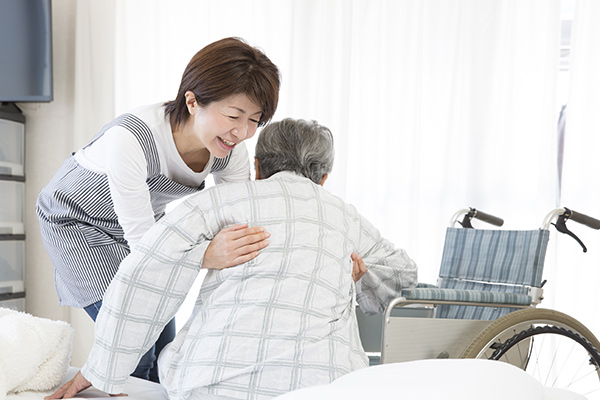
top-left (255, 118), bottom-right (334, 184)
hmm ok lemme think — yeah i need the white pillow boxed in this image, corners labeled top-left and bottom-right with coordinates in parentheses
top-left (0, 308), bottom-right (74, 398)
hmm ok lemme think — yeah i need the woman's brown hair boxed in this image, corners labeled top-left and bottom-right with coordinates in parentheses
top-left (164, 37), bottom-right (280, 129)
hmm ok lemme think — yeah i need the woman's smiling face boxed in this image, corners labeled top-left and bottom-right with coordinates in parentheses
top-left (186, 91), bottom-right (263, 158)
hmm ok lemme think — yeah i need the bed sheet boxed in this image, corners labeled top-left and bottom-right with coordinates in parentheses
top-left (6, 367), bottom-right (168, 400)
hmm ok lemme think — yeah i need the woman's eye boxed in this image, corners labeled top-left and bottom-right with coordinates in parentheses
top-left (228, 115), bottom-right (239, 120)
top-left (250, 118), bottom-right (259, 124)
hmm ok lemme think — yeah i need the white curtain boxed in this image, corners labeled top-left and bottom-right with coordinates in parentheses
top-left (113, 0), bottom-right (561, 287)
top-left (552, 0), bottom-right (600, 335)
top-left (33, 0), bottom-right (600, 366)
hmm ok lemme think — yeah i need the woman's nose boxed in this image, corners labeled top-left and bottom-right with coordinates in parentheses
top-left (232, 122), bottom-right (250, 140)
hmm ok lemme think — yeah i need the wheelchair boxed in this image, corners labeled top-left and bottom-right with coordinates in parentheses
top-left (358, 207), bottom-right (600, 399)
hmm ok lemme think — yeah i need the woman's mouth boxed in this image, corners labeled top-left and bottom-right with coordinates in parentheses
top-left (219, 137), bottom-right (236, 148)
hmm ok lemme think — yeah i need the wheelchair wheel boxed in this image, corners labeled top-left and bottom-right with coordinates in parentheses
top-left (461, 308), bottom-right (600, 399)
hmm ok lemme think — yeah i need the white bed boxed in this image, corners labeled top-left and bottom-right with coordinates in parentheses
top-left (2, 308), bottom-right (587, 399)
top-left (6, 367), bottom-right (168, 400)
top-left (275, 359), bottom-right (586, 400)
top-left (6, 359), bottom-right (586, 400)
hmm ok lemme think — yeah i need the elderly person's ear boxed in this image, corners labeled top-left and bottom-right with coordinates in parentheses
top-left (319, 174), bottom-right (328, 186)
top-left (254, 158), bottom-right (261, 180)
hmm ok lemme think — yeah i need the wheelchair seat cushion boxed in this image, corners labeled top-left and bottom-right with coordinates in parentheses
top-left (401, 287), bottom-right (532, 306)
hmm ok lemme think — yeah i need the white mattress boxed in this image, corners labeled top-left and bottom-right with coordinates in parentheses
top-left (6, 360), bottom-right (586, 400)
top-left (275, 359), bottom-right (587, 400)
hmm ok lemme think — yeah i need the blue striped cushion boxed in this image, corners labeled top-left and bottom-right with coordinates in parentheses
top-left (401, 287), bottom-right (531, 306)
top-left (439, 228), bottom-right (549, 287)
top-left (394, 228), bottom-right (549, 320)
top-left (437, 302), bottom-right (522, 320)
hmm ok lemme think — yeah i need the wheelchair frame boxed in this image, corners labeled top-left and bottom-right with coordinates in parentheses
top-left (378, 207), bottom-right (600, 398)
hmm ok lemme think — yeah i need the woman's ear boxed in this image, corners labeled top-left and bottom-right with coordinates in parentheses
top-left (254, 158), bottom-right (261, 180)
top-left (184, 91), bottom-right (197, 114)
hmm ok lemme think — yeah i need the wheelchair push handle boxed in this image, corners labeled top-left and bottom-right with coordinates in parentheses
top-left (471, 209), bottom-right (504, 227)
top-left (543, 207), bottom-right (600, 253)
top-left (542, 208), bottom-right (600, 231)
top-left (568, 209), bottom-right (600, 230)
top-left (451, 208), bottom-right (504, 228)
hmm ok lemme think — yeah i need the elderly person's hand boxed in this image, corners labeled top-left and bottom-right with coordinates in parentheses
top-left (351, 253), bottom-right (367, 283)
top-left (202, 224), bottom-right (270, 270)
top-left (44, 371), bottom-right (90, 399)
top-left (44, 371), bottom-right (127, 399)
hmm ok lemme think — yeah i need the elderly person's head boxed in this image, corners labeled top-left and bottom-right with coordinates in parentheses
top-left (254, 118), bottom-right (334, 185)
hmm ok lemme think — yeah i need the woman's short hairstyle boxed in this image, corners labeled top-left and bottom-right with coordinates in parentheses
top-left (164, 37), bottom-right (280, 129)
top-left (255, 118), bottom-right (334, 184)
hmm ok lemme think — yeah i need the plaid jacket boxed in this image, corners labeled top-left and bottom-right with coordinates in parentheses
top-left (82, 171), bottom-right (418, 399)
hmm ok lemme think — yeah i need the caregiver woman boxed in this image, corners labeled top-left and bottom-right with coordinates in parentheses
top-left (35, 37), bottom-right (280, 382)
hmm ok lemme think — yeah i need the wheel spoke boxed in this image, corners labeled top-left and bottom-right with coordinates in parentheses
top-left (461, 308), bottom-right (600, 399)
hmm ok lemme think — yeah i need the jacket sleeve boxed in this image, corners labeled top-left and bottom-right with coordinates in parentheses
top-left (353, 211), bottom-right (418, 315)
top-left (80, 197), bottom-right (212, 394)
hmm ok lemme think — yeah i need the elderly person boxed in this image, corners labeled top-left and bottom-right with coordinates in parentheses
top-left (49, 118), bottom-right (418, 400)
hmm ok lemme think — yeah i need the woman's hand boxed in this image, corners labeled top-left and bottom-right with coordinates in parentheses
top-left (351, 253), bottom-right (367, 283)
top-left (202, 224), bottom-right (270, 270)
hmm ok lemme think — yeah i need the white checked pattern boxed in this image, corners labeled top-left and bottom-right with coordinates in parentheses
top-left (82, 171), bottom-right (418, 399)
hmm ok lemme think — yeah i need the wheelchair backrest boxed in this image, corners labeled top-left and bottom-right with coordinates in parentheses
top-left (436, 227), bottom-right (550, 320)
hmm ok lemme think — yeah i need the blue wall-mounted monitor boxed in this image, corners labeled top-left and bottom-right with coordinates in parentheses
top-left (0, 0), bottom-right (53, 103)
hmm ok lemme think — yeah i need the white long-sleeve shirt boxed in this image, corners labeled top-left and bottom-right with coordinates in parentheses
top-left (74, 103), bottom-right (251, 247)
top-left (37, 104), bottom-right (251, 308)
top-left (82, 171), bottom-right (418, 399)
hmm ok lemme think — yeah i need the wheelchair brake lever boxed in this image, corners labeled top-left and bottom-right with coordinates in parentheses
top-left (460, 214), bottom-right (474, 228)
top-left (459, 208), bottom-right (476, 229)
top-left (552, 213), bottom-right (588, 253)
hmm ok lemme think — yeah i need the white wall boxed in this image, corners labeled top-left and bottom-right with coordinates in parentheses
top-left (19, 0), bottom-right (94, 368)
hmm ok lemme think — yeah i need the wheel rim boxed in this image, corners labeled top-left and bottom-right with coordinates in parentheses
top-left (473, 321), bottom-right (600, 398)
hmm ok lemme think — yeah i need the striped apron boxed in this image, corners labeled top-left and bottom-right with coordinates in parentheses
top-left (36, 113), bottom-right (231, 308)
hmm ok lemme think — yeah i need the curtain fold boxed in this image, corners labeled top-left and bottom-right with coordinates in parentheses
top-left (71, 0), bottom-right (119, 368)
top-left (73, 0), bottom-right (116, 148)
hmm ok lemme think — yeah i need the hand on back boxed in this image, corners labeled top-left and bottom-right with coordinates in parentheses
top-left (203, 224), bottom-right (270, 269)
